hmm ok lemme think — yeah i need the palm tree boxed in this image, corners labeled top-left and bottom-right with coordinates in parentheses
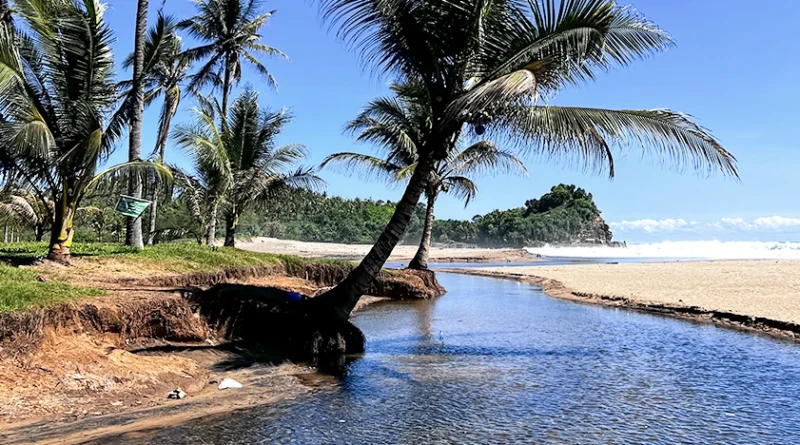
top-left (180, 0), bottom-right (288, 118)
top-left (312, 0), bottom-right (738, 320)
top-left (173, 90), bottom-right (323, 247)
top-left (0, 0), bottom-right (170, 263)
top-left (0, 187), bottom-right (52, 241)
top-left (322, 83), bottom-right (528, 269)
top-left (124, 12), bottom-right (191, 245)
top-left (125, 0), bottom-right (150, 250)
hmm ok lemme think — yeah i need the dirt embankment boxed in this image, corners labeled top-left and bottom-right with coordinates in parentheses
top-left (0, 262), bottom-right (445, 430)
top-left (442, 268), bottom-right (800, 341)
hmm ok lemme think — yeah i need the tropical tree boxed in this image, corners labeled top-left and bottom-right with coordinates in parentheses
top-left (0, 187), bottom-right (52, 241)
top-left (322, 83), bottom-right (528, 269)
top-left (173, 90), bottom-right (322, 247)
top-left (312, 0), bottom-right (738, 320)
top-left (124, 12), bottom-right (191, 244)
top-left (180, 0), bottom-right (288, 118)
top-left (0, 0), bottom-right (170, 263)
top-left (125, 0), bottom-right (150, 250)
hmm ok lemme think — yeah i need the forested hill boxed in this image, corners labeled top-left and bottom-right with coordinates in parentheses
top-left (432, 184), bottom-right (613, 248)
top-left (63, 185), bottom-right (606, 248)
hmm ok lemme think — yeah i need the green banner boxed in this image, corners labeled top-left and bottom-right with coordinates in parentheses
top-left (114, 195), bottom-right (152, 218)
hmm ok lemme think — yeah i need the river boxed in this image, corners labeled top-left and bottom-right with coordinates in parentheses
top-left (96, 272), bottom-right (800, 444)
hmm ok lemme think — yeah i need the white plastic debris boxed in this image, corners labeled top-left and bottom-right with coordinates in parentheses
top-left (218, 378), bottom-right (243, 390)
top-left (167, 388), bottom-right (186, 399)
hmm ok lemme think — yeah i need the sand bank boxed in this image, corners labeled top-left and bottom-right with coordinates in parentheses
top-left (236, 237), bottom-right (536, 263)
top-left (443, 260), bottom-right (800, 339)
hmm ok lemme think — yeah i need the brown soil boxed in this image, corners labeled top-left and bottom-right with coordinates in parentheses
top-left (0, 260), bottom-right (439, 431)
top-left (441, 268), bottom-right (800, 341)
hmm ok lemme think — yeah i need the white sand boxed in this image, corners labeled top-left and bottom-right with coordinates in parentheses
top-left (476, 260), bottom-right (800, 324)
top-left (236, 237), bottom-right (535, 263)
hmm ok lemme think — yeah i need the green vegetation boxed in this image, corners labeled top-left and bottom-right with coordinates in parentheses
top-left (0, 242), bottom-right (349, 275)
top-left (239, 189), bottom-right (427, 245)
top-left (432, 184), bottom-right (612, 248)
top-left (321, 80), bottom-right (528, 269)
top-left (173, 89), bottom-right (322, 248)
top-left (0, 263), bottom-right (105, 313)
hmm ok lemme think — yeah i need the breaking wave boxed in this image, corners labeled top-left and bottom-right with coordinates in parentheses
top-left (525, 240), bottom-right (800, 260)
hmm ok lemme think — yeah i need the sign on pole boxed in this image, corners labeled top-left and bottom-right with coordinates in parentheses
top-left (114, 195), bottom-right (152, 218)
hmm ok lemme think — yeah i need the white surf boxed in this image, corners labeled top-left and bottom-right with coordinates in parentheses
top-left (525, 240), bottom-right (800, 260)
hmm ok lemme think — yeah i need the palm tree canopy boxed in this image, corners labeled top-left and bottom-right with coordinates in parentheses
top-left (323, 81), bottom-right (528, 206)
top-left (318, 0), bottom-right (737, 178)
top-left (179, 0), bottom-right (289, 93)
top-left (173, 89), bottom-right (323, 218)
top-left (0, 0), bottom-right (119, 179)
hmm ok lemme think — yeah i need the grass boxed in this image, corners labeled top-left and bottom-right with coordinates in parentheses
top-left (0, 263), bottom-right (105, 313)
top-left (0, 241), bottom-right (351, 273)
top-left (0, 241), bottom-right (353, 312)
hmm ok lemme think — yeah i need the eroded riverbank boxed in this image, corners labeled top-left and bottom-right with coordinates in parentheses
top-left (55, 273), bottom-right (800, 444)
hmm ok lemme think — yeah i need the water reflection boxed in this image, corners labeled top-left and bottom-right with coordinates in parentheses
top-left (94, 273), bottom-right (800, 444)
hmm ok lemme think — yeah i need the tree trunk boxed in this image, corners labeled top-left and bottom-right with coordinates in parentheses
top-left (3, 225), bottom-right (7, 243)
top-left (205, 215), bottom-right (217, 246)
top-left (147, 195), bottom-right (158, 245)
top-left (125, 0), bottom-right (149, 250)
top-left (409, 191), bottom-right (437, 270)
top-left (223, 213), bottom-right (238, 248)
top-left (222, 56), bottom-right (232, 120)
top-left (47, 202), bottom-right (75, 264)
top-left (312, 154), bottom-right (437, 321)
top-left (35, 224), bottom-right (45, 242)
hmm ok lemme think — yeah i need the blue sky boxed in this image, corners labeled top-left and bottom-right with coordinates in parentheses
top-left (103, 0), bottom-right (800, 242)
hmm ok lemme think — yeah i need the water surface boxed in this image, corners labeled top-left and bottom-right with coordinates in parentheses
top-left (103, 273), bottom-right (800, 444)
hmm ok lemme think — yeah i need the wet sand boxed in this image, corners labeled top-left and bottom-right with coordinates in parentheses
top-left (236, 237), bottom-right (537, 263)
top-left (444, 260), bottom-right (800, 336)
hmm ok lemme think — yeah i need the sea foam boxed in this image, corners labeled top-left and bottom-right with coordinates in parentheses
top-left (525, 240), bottom-right (800, 260)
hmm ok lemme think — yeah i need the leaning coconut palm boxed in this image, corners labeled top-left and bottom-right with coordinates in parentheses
top-left (322, 84), bottom-right (528, 269)
top-left (0, 187), bottom-right (53, 241)
top-left (180, 0), bottom-right (288, 118)
top-left (173, 90), bottom-right (322, 247)
top-left (313, 0), bottom-right (738, 320)
top-left (0, 0), bottom-right (171, 263)
top-left (123, 12), bottom-right (191, 244)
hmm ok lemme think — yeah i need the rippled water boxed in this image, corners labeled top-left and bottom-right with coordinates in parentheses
top-left (109, 273), bottom-right (800, 444)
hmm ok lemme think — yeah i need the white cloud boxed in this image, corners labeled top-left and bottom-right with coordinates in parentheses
top-left (613, 216), bottom-right (800, 233)
top-left (610, 218), bottom-right (689, 233)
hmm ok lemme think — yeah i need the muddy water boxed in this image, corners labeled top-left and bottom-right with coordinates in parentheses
top-left (94, 273), bottom-right (800, 444)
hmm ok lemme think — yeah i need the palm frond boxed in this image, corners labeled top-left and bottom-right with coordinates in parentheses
top-left (496, 105), bottom-right (738, 178)
top-left (320, 152), bottom-right (404, 184)
top-left (85, 161), bottom-right (174, 198)
top-left (447, 141), bottom-right (529, 178)
top-left (441, 175), bottom-right (478, 207)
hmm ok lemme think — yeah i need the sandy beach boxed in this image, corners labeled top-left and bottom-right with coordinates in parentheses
top-left (236, 237), bottom-right (537, 263)
top-left (445, 260), bottom-right (800, 335)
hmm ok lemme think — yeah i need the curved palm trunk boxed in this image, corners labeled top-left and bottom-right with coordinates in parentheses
top-left (408, 190), bottom-right (437, 270)
top-left (312, 154), bottom-right (436, 321)
top-left (125, 0), bottom-right (149, 250)
top-left (223, 212), bottom-right (238, 248)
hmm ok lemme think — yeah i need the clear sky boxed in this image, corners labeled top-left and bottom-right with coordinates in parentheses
top-left (103, 0), bottom-right (800, 242)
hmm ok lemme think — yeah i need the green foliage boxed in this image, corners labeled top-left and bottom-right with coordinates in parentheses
top-left (0, 241), bottom-right (351, 275)
top-left (432, 184), bottom-right (612, 248)
top-left (0, 262), bottom-right (105, 313)
top-left (238, 189), bottom-right (426, 245)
